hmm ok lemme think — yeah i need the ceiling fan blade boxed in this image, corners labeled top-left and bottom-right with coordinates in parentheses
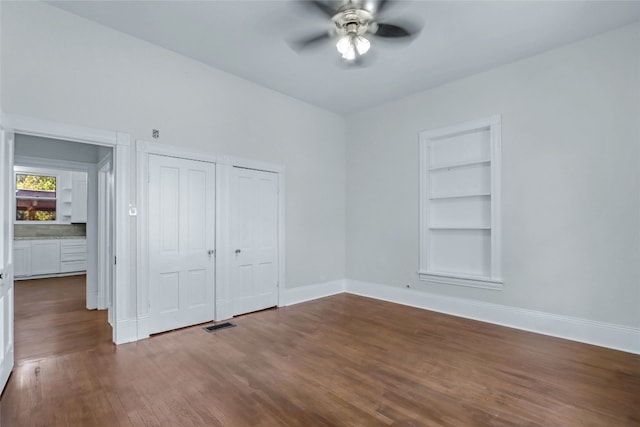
top-left (290, 31), bottom-right (332, 51)
top-left (298, 0), bottom-right (337, 18)
top-left (372, 22), bottom-right (414, 38)
top-left (376, 0), bottom-right (391, 14)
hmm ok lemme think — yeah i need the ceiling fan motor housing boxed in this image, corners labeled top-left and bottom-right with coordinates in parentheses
top-left (332, 8), bottom-right (373, 36)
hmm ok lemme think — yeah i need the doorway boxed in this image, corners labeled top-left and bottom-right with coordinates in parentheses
top-left (12, 134), bottom-right (114, 362)
top-left (0, 114), bottom-right (131, 336)
top-left (0, 115), bottom-right (132, 395)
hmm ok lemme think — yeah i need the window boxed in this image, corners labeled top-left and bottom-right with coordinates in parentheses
top-left (419, 115), bottom-right (502, 289)
top-left (15, 173), bottom-right (58, 221)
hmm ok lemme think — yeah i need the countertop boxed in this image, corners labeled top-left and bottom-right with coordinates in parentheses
top-left (14, 236), bottom-right (86, 240)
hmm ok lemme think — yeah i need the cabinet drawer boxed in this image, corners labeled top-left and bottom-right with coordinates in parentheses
top-left (61, 243), bottom-right (87, 254)
top-left (60, 260), bottom-right (87, 273)
top-left (61, 240), bottom-right (87, 263)
top-left (61, 252), bottom-right (87, 262)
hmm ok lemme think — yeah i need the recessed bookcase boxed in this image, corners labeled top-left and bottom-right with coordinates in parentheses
top-left (419, 115), bottom-right (502, 290)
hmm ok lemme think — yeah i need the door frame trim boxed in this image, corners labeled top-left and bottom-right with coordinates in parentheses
top-left (135, 141), bottom-right (285, 336)
top-left (97, 154), bottom-right (114, 313)
top-left (1, 113), bottom-right (132, 344)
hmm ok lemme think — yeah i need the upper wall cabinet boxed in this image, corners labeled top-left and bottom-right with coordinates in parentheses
top-left (71, 171), bottom-right (88, 223)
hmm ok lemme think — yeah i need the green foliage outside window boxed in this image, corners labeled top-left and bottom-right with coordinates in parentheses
top-left (16, 208), bottom-right (56, 221)
top-left (16, 174), bottom-right (57, 192)
top-left (16, 174), bottom-right (57, 221)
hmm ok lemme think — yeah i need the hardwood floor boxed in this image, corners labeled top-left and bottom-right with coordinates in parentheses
top-left (12, 275), bottom-right (112, 364)
top-left (1, 288), bottom-right (639, 426)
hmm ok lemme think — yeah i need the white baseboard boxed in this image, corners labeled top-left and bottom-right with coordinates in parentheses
top-left (113, 318), bottom-right (138, 345)
top-left (14, 271), bottom-right (85, 281)
top-left (281, 279), bottom-right (346, 306)
top-left (86, 290), bottom-right (98, 310)
top-left (136, 315), bottom-right (150, 341)
top-left (346, 279), bottom-right (640, 355)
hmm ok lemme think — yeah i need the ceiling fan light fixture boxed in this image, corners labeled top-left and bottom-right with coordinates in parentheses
top-left (336, 34), bottom-right (370, 60)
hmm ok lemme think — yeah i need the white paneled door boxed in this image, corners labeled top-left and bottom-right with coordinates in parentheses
top-left (231, 167), bottom-right (279, 316)
top-left (0, 127), bottom-right (15, 394)
top-left (148, 155), bottom-right (215, 334)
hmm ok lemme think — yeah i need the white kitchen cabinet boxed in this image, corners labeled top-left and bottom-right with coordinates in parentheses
top-left (30, 240), bottom-right (61, 276)
top-left (14, 238), bottom-right (88, 278)
top-left (71, 172), bottom-right (88, 223)
top-left (60, 239), bottom-right (88, 273)
top-left (13, 241), bottom-right (31, 277)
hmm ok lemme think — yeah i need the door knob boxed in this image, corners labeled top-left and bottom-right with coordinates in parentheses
top-left (235, 249), bottom-right (241, 254)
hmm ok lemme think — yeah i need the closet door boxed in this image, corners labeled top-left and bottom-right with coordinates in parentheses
top-left (148, 154), bottom-right (215, 334)
top-left (230, 167), bottom-right (278, 316)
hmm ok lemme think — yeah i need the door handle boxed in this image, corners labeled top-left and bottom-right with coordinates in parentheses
top-left (207, 249), bottom-right (215, 259)
top-left (235, 249), bottom-right (241, 254)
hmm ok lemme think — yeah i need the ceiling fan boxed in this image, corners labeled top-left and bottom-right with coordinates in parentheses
top-left (291, 0), bottom-right (421, 63)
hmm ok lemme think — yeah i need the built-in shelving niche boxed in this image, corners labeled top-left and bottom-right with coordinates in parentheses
top-left (419, 116), bottom-right (502, 289)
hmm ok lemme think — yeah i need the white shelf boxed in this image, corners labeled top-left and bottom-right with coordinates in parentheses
top-left (429, 226), bottom-right (491, 230)
top-left (418, 271), bottom-right (503, 290)
top-left (429, 158), bottom-right (490, 172)
top-left (430, 192), bottom-right (491, 200)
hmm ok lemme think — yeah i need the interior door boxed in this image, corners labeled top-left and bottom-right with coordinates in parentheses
top-left (231, 167), bottom-right (278, 316)
top-left (148, 154), bottom-right (215, 334)
top-left (0, 127), bottom-right (15, 393)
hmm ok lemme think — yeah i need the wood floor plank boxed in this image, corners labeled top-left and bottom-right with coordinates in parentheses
top-left (1, 278), bottom-right (639, 426)
top-left (12, 275), bottom-right (112, 364)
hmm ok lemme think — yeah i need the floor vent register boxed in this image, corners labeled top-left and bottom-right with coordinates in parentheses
top-left (203, 322), bottom-right (236, 332)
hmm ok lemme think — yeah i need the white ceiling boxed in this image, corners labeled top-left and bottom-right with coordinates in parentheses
top-left (49, 1), bottom-right (640, 114)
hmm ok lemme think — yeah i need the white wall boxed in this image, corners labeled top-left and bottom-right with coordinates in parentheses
top-left (15, 134), bottom-right (101, 163)
top-left (346, 23), bottom-right (640, 328)
top-left (1, 1), bottom-right (347, 304)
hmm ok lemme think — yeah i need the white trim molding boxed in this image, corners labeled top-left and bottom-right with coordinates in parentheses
top-left (345, 279), bottom-right (640, 355)
top-left (281, 279), bottom-right (346, 306)
top-left (218, 154), bottom-right (283, 174)
top-left (2, 114), bottom-right (118, 146)
top-left (136, 140), bottom-right (219, 163)
top-left (14, 155), bottom-right (94, 172)
top-left (113, 133), bottom-right (133, 344)
top-left (214, 162), bottom-right (232, 321)
top-left (114, 319), bottom-right (139, 345)
top-left (86, 290), bottom-right (98, 310)
top-left (418, 272), bottom-right (503, 290)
